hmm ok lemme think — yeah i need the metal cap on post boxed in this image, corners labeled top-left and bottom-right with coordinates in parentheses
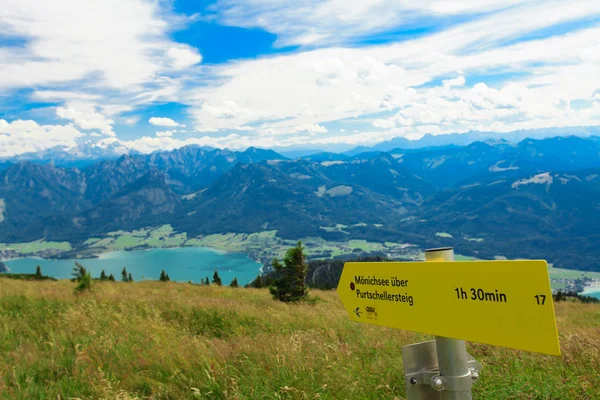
top-left (425, 247), bottom-right (473, 400)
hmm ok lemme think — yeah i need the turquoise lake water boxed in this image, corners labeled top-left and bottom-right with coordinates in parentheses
top-left (585, 292), bottom-right (600, 300)
top-left (1, 247), bottom-right (262, 286)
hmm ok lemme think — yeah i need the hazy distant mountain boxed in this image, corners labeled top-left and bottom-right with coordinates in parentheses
top-left (343, 146), bottom-right (372, 156)
top-left (76, 170), bottom-right (180, 234)
top-left (0, 161), bottom-right (12, 172)
top-left (0, 142), bottom-right (134, 167)
top-left (139, 146), bottom-right (285, 193)
top-left (19, 170), bottom-right (180, 242)
top-left (406, 168), bottom-right (600, 271)
top-left (2, 135), bottom-right (600, 271)
top-left (395, 136), bottom-right (600, 189)
top-left (278, 149), bottom-right (327, 159)
top-left (0, 146), bottom-right (285, 238)
top-left (314, 153), bottom-right (433, 203)
top-left (347, 126), bottom-right (600, 154)
top-left (299, 152), bottom-right (350, 162)
top-left (0, 162), bottom-right (87, 241)
top-left (179, 161), bottom-right (405, 239)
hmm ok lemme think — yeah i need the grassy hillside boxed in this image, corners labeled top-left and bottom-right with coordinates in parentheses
top-left (0, 280), bottom-right (598, 399)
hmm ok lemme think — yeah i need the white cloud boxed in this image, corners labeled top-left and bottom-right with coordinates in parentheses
top-left (2, 0), bottom-right (600, 153)
top-left (100, 104), bottom-right (134, 117)
top-left (442, 76), bottom-right (465, 88)
top-left (149, 117), bottom-right (184, 127)
top-left (167, 46), bottom-right (203, 69)
top-left (56, 103), bottom-right (115, 136)
top-left (32, 91), bottom-right (100, 101)
top-left (123, 116), bottom-right (140, 126)
top-left (0, 0), bottom-right (202, 133)
top-left (371, 78), bottom-right (600, 137)
top-left (294, 124), bottom-right (328, 133)
top-left (104, 128), bottom-right (403, 153)
top-left (258, 123), bottom-right (328, 136)
top-left (103, 135), bottom-right (234, 153)
top-left (156, 130), bottom-right (175, 137)
top-left (0, 0), bottom-right (202, 90)
top-left (0, 119), bottom-right (84, 157)
top-left (212, 0), bottom-right (527, 47)
top-left (190, 1), bottom-right (600, 141)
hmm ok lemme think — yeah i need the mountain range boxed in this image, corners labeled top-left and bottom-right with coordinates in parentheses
top-left (1, 135), bottom-right (600, 271)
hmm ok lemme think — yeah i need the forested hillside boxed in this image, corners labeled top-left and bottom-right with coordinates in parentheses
top-left (1, 136), bottom-right (600, 271)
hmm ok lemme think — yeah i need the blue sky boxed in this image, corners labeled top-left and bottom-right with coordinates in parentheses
top-left (0, 0), bottom-right (599, 156)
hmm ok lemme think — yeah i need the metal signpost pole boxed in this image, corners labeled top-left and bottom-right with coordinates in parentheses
top-left (338, 249), bottom-right (559, 399)
top-left (425, 247), bottom-right (473, 400)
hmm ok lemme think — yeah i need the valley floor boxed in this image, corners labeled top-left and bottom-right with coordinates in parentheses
top-left (3, 228), bottom-right (600, 294)
top-left (0, 226), bottom-right (423, 268)
top-left (0, 280), bottom-right (598, 399)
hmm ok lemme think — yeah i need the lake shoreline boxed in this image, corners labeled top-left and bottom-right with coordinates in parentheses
top-left (1, 247), bottom-right (263, 286)
top-left (580, 281), bottom-right (600, 296)
top-left (0, 243), bottom-right (243, 262)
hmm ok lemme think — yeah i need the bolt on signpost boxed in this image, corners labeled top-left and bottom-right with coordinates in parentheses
top-left (336, 247), bottom-right (560, 400)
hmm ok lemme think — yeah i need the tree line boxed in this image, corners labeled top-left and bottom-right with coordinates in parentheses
top-left (68, 262), bottom-right (242, 294)
top-left (10, 242), bottom-right (392, 304)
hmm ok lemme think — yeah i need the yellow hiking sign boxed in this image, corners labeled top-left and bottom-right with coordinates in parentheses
top-left (337, 260), bottom-right (560, 356)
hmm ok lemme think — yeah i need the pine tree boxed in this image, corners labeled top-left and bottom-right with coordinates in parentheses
top-left (249, 274), bottom-right (274, 288)
top-left (74, 271), bottom-right (92, 293)
top-left (100, 270), bottom-right (107, 281)
top-left (203, 276), bottom-right (210, 285)
top-left (249, 274), bottom-right (263, 288)
top-left (128, 272), bottom-right (133, 282)
top-left (108, 274), bottom-right (116, 282)
top-left (72, 262), bottom-right (87, 281)
top-left (230, 277), bottom-right (239, 288)
top-left (269, 241), bottom-right (308, 302)
top-left (212, 270), bottom-right (222, 286)
top-left (159, 270), bottom-right (171, 282)
top-left (121, 267), bottom-right (129, 282)
top-left (35, 265), bottom-right (42, 279)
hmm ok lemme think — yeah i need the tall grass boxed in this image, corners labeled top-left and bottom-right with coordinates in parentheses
top-left (0, 279), bottom-right (598, 399)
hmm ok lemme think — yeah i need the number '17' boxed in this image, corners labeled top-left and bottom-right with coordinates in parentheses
top-left (534, 294), bottom-right (546, 305)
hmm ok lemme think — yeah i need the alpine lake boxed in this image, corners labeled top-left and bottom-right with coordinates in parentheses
top-left (2, 247), bottom-right (262, 286)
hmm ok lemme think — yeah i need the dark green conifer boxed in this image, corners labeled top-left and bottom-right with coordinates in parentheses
top-left (128, 272), bottom-right (133, 282)
top-left (74, 271), bottom-right (92, 293)
top-left (35, 265), bottom-right (42, 279)
top-left (121, 267), bottom-right (128, 282)
top-left (71, 262), bottom-right (87, 281)
top-left (100, 270), bottom-right (107, 281)
top-left (230, 277), bottom-right (239, 288)
top-left (212, 270), bottom-right (222, 286)
top-left (269, 241), bottom-right (308, 302)
top-left (108, 274), bottom-right (116, 282)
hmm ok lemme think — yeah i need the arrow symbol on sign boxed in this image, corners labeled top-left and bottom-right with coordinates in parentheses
top-left (354, 307), bottom-right (362, 317)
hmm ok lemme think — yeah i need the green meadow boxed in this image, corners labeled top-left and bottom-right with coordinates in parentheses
top-left (0, 279), bottom-right (598, 399)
